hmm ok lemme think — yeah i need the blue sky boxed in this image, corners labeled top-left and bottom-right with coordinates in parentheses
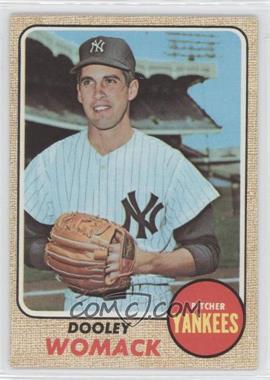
top-left (54, 28), bottom-right (243, 150)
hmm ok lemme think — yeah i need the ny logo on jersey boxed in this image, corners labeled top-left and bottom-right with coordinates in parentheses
top-left (121, 191), bottom-right (164, 239)
top-left (90, 39), bottom-right (106, 53)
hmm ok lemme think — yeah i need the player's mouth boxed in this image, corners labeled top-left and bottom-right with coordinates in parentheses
top-left (93, 105), bottom-right (111, 113)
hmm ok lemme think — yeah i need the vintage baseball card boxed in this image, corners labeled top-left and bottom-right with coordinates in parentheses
top-left (9, 15), bottom-right (258, 369)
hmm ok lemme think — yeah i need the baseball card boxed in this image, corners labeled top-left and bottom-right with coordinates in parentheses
top-left (9, 15), bottom-right (258, 369)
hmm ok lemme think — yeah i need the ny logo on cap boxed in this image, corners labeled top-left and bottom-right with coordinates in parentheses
top-left (90, 39), bottom-right (106, 54)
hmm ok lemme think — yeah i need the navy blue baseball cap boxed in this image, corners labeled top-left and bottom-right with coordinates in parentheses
top-left (70, 36), bottom-right (136, 74)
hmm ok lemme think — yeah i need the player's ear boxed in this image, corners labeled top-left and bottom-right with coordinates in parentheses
top-left (128, 79), bottom-right (139, 101)
top-left (77, 83), bottom-right (82, 104)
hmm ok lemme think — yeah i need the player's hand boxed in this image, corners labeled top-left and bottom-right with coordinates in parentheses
top-left (105, 243), bottom-right (122, 282)
top-left (105, 238), bottom-right (142, 281)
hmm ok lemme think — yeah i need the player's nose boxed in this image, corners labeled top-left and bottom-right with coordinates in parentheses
top-left (93, 82), bottom-right (106, 99)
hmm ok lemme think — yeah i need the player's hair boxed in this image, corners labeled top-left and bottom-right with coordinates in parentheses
top-left (76, 68), bottom-right (135, 86)
top-left (76, 70), bottom-right (81, 85)
top-left (122, 70), bottom-right (136, 86)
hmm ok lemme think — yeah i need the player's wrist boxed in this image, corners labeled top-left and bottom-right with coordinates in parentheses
top-left (133, 247), bottom-right (155, 275)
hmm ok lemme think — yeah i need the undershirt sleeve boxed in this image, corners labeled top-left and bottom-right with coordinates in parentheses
top-left (173, 205), bottom-right (220, 275)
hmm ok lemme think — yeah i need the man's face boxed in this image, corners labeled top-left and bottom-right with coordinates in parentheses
top-left (77, 64), bottom-right (138, 131)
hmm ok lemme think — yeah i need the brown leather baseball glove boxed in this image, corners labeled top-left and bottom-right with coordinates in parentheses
top-left (44, 213), bottom-right (135, 297)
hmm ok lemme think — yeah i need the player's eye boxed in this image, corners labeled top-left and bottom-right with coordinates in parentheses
top-left (104, 77), bottom-right (118, 86)
top-left (80, 78), bottom-right (94, 87)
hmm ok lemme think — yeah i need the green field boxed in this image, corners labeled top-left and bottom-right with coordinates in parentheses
top-left (212, 187), bottom-right (239, 268)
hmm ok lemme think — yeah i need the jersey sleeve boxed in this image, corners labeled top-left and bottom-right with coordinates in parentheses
top-left (24, 153), bottom-right (56, 225)
top-left (166, 154), bottom-right (219, 230)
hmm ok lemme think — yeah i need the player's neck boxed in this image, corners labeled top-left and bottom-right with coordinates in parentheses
top-left (88, 124), bottom-right (134, 156)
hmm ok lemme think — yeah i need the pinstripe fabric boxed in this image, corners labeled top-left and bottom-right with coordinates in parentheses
top-left (24, 127), bottom-right (219, 314)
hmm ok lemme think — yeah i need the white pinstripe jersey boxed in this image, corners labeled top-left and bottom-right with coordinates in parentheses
top-left (24, 128), bottom-right (219, 312)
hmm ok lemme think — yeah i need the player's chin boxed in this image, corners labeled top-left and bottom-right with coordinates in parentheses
top-left (92, 122), bottom-right (120, 131)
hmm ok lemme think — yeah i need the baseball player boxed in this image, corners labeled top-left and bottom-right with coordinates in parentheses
top-left (24, 36), bottom-right (220, 317)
